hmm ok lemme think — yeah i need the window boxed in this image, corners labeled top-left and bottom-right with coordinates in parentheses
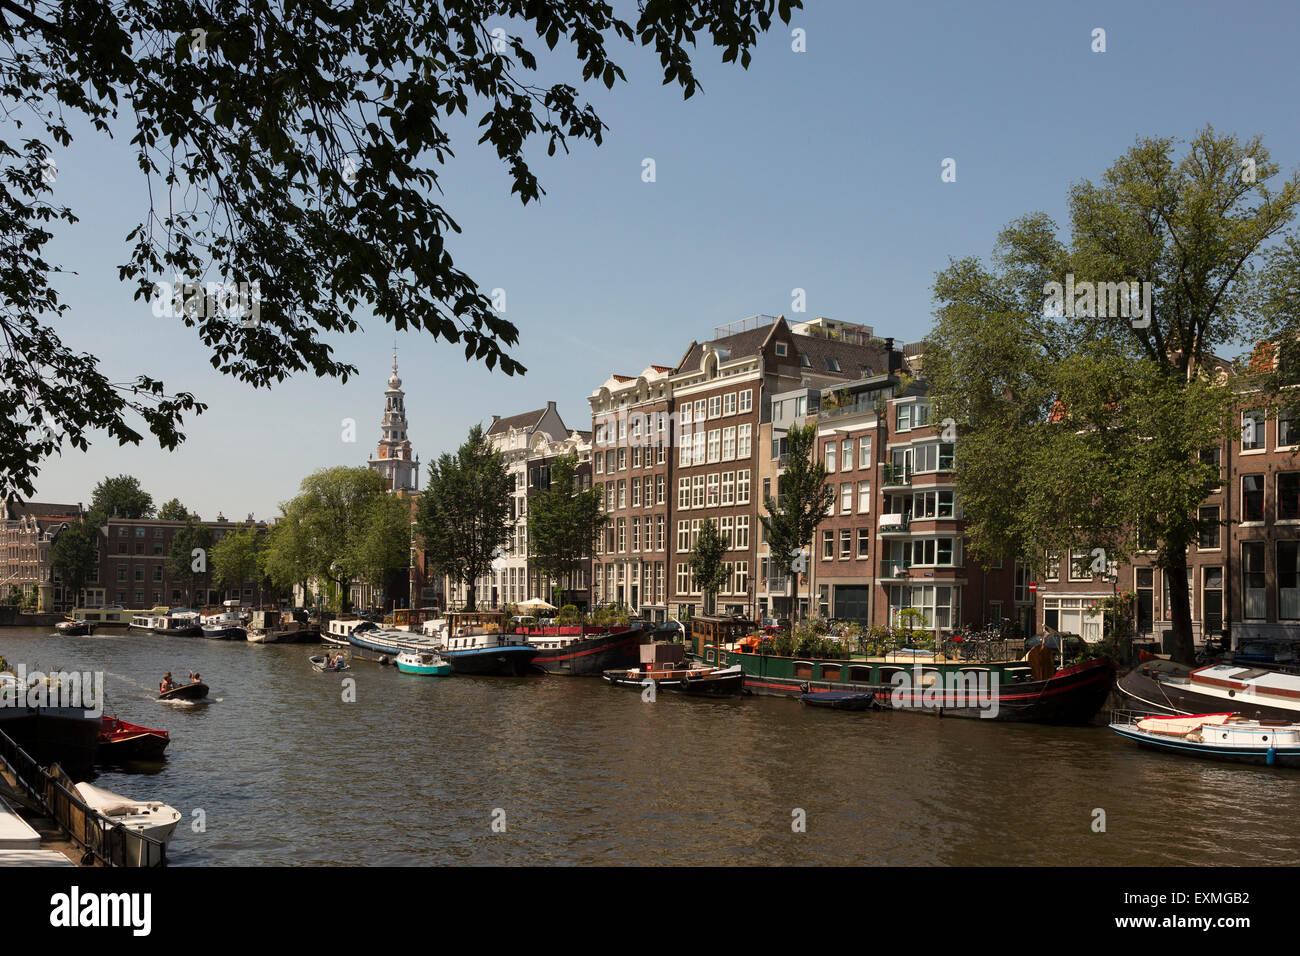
top-left (737, 470), bottom-right (750, 505)
top-left (1281, 474), bottom-right (1300, 521)
top-left (737, 424), bottom-right (751, 459)
top-left (1242, 409), bottom-right (1266, 450)
top-left (775, 342), bottom-right (787, 357)
top-left (721, 472), bottom-right (735, 506)
top-left (1281, 542), bottom-right (1300, 620)
top-left (858, 481), bottom-right (871, 513)
top-left (1281, 411), bottom-right (1299, 449)
top-left (825, 442), bottom-right (837, 472)
top-left (1243, 542), bottom-right (1266, 620)
top-left (677, 521), bottom-right (690, 553)
top-left (595, 453), bottom-right (603, 475)
top-left (617, 480), bottom-right (627, 509)
top-left (897, 404), bottom-right (913, 431)
top-left (708, 396), bottom-right (721, 419)
top-left (678, 478), bottom-right (691, 510)
top-left (1243, 474), bottom-right (1265, 522)
top-left (694, 399), bottom-right (706, 422)
top-left (632, 446), bottom-right (642, 468)
top-left (680, 433), bottom-right (693, 467)
top-left (681, 404), bottom-right (693, 425)
top-left (841, 439), bottom-right (853, 471)
top-left (656, 475), bottom-right (665, 505)
top-left (693, 431), bottom-right (705, 464)
top-left (692, 475), bottom-right (705, 508)
top-left (1068, 551), bottom-right (1092, 582)
top-left (707, 474), bottom-right (720, 507)
top-left (618, 448), bottom-right (626, 470)
top-left (857, 528), bottom-right (870, 557)
top-left (719, 516), bottom-right (733, 548)
top-left (739, 390), bottom-right (752, 413)
top-left (822, 530), bottom-right (834, 560)
top-left (841, 483), bottom-right (853, 513)
top-left (859, 437), bottom-right (872, 469)
top-left (840, 529), bottom-right (852, 559)
top-left (723, 392), bottom-right (737, 415)
top-left (734, 516), bottom-right (749, 550)
top-left (631, 477), bottom-right (641, 508)
top-left (722, 427), bottom-right (736, 461)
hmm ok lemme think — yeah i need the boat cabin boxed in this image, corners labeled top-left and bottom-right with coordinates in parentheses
top-left (691, 616), bottom-right (756, 662)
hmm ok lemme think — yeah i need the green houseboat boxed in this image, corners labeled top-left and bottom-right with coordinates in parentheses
top-left (690, 619), bottom-right (1114, 724)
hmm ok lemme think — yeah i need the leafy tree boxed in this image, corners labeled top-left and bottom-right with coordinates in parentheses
top-left (50, 521), bottom-right (99, 607)
top-left (157, 497), bottom-right (192, 521)
top-left (417, 425), bottom-right (512, 611)
top-left (926, 127), bottom-right (1300, 666)
top-left (286, 467), bottom-right (394, 612)
top-left (262, 502), bottom-right (311, 599)
top-left (0, 0), bottom-right (800, 501)
top-left (167, 519), bottom-right (214, 605)
top-left (688, 518), bottom-right (729, 615)
top-left (527, 455), bottom-right (606, 608)
top-left (211, 524), bottom-right (265, 602)
top-left (352, 493), bottom-right (413, 606)
top-left (759, 423), bottom-right (834, 619)
top-left (88, 475), bottom-right (154, 523)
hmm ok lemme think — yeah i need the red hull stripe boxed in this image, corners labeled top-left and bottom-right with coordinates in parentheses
top-left (533, 636), bottom-right (637, 664)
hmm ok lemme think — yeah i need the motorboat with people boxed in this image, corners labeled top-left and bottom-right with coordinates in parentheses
top-left (97, 715), bottom-right (170, 762)
top-left (1109, 710), bottom-right (1300, 766)
top-left (157, 672), bottom-right (208, 701)
top-left (310, 654), bottom-right (350, 673)
top-left (395, 650), bottom-right (451, 676)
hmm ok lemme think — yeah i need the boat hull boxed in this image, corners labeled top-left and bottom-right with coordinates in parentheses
top-left (158, 682), bottom-right (208, 702)
top-left (530, 628), bottom-right (643, 676)
top-left (602, 665), bottom-right (745, 697)
top-left (0, 709), bottom-right (100, 780)
top-left (734, 654), bottom-right (1115, 723)
top-left (443, 646), bottom-right (540, 676)
top-left (202, 626), bottom-right (245, 640)
top-left (396, 662), bottom-right (452, 676)
top-left (1115, 661), bottom-right (1300, 720)
top-left (97, 716), bottom-right (169, 763)
top-left (1111, 725), bottom-right (1300, 766)
top-left (800, 691), bottom-right (877, 711)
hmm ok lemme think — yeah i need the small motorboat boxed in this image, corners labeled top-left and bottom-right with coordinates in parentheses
top-left (395, 650), bottom-right (451, 676)
top-left (73, 779), bottom-right (181, 866)
top-left (603, 663), bottom-right (745, 697)
top-left (1110, 710), bottom-right (1300, 766)
top-left (158, 680), bottom-right (208, 702)
top-left (800, 690), bottom-right (877, 711)
top-left (98, 715), bottom-right (170, 762)
top-left (55, 619), bottom-right (95, 636)
top-left (310, 655), bottom-right (351, 673)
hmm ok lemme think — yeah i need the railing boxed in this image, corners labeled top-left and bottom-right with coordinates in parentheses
top-left (0, 729), bottom-right (166, 867)
top-left (878, 513), bottom-right (911, 532)
top-left (819, 397), bottom-right (878, 422)
top-left (879, 558), bottom-right (910, 577)
top-left (882, 465), bottom-right (911, 486)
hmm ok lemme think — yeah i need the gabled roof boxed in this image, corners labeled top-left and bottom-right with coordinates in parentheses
top-left (3, 501), bottom-right (82, 521)
top-left (487, 408), bottom-right (548, 435)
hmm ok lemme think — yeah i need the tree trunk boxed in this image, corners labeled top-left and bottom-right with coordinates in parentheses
top-left (1166, 553), bottom-right (1195, 666)
top-left (465, 576), bottom-right (477, 612)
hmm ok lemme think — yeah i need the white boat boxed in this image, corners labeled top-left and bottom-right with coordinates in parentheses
top-left (129, 608), bottom-right (202, 636)
top-left (73, 781), bottom-right (181, 866)
top-left (200, 601), bottom-right (246, 639)
top-left (246, 609), bottom-right (312, 644)
top-left (1110, 710), bottom-right (1300, 766)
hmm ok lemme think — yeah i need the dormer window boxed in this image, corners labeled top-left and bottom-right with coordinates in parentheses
top-left (774, 342), bottom-right (787, 357)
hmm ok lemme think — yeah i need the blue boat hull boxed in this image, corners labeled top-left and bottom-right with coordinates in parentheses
top-left (443, 645), bottom-right (539, 676)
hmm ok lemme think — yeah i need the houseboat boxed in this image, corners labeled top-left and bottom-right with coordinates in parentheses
top-left (70, 605), bottom-right (137, 628)
top-left (426, 611), bottom-right (539, 676)
top-left (342, 620), bottom-right (441, 663)
top-left (526, 620), bottom-right (649, 676)
top-left (1116, 659), bottom-right (1300, 720)
top-left (602, 662), bottom-right (745, 697)
top-left (129, 608), bottom-right (203, 636)
top-left (200, 601), bottom-right (247, 640)
top-left (246, 609), bottom-right (315, 644)
top-left (696, 620), bottom-right (1115, 723)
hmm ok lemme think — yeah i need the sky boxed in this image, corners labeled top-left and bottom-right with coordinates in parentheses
top-left (28, 0), bottom-right (1300, 519)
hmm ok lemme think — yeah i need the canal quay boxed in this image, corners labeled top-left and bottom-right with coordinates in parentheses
top-left (3, 625), bottom-right (1299, 867)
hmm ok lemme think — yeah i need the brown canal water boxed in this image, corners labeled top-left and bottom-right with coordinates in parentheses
top-left (2, 625), bottom-right (1297, 866)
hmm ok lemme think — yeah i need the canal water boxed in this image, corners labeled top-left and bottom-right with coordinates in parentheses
top-left (2, 626), bottom-right (1297, 866)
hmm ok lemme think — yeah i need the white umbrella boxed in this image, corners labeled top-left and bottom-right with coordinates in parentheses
top-left (516, 597), bottom-right (556, 612)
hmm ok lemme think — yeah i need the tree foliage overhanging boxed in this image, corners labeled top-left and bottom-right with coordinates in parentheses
top-left (0, 0), bottom-right (800, 500)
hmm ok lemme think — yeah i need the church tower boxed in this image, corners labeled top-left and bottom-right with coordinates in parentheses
top-left (368, 352), bottom-right (419, 492)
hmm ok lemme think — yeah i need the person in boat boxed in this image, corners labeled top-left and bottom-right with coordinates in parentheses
top-left (333, 654), bottom-right (344, 669)
top-left (160, 672), bottom-right (175, 693)
top-left (189, 671), bottom-right (202, 684)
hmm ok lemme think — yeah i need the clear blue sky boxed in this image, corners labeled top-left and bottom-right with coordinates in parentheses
top-left (31, 0), bottom-right (1300, 518)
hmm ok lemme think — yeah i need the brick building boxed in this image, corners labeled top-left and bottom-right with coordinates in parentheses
top-left (0, 501), bottom-right (86, 611)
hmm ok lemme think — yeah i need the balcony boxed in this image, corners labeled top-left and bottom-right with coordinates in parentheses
top-left (878, 513), bottom-right (911, 536)
top-left (879, 558), bottom-right (910, 579)
top-left (881, 464), bottom-right (911, 488)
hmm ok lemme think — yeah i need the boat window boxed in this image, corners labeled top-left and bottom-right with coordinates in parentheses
top-left (849, 665), bottom-right (872, 682)
top-left (821, 664), bottom-right (842, 681)
top-left (879, 666), bottom-right (904, 686)
top-left (793, 661), bottom-right (814, 679)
